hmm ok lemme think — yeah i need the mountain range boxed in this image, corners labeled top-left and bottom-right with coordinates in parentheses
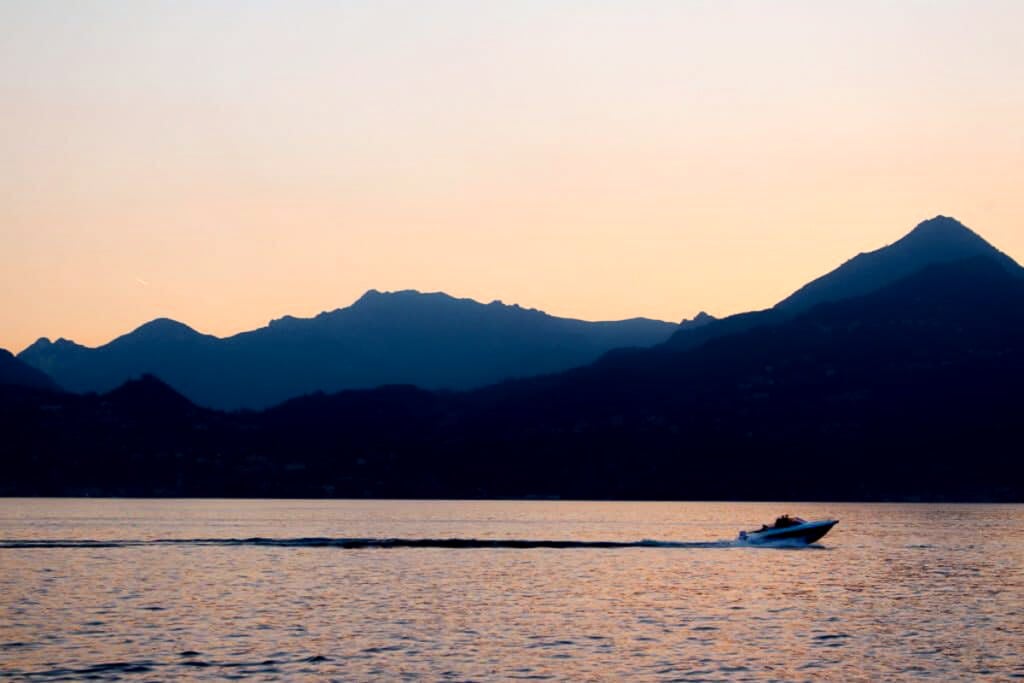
top-left (2, 216), bottom-right (1022, 501)
top-left (16, 292), bottom-right (679, 410)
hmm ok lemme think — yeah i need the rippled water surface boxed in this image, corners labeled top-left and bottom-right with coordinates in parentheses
top-left (1, 499), bottom-right (1022, 681)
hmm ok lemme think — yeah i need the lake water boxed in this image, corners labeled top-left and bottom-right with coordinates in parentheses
top-left (1, 499), bottom-right (1022, 681)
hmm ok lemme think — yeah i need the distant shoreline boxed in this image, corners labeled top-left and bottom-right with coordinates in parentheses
top-left (2, 495), bottom-right (1020, 504)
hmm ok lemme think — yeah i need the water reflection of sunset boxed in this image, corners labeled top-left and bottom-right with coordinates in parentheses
top-left (2, 500), bottom-right (1020, 679)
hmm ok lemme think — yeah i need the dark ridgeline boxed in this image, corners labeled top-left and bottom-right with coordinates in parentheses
top-left (0, 349), bottom-right (60, 392)
top-left (17, 291), bottom-right (678, 410)
top-left (1, 216), bottom-right (1022, 501)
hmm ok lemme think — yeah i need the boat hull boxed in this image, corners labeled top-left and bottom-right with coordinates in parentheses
top-left (740, 519), bottom-right (838, 545)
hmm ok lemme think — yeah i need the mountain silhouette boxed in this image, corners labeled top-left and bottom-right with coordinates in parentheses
top-left (0, 348), bottom-right (59, 391)
top-left (665, 216), bottom-right (1021, 352)
top-left (448, 254), bottom-right (1024, 500)
top-left (3, 217), bottom-right (1022, 501)
top-left (18, 291), bottom-right (678, 410)
top-left (775, 215), bottom-right (1019, 311)
top-left (3, 246), bottom-right (1022, 500)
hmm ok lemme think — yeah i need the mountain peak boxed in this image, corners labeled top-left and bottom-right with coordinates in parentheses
top-left (899, 215), bottom-right (989, 248)
top-left (103, 374), bottom-right (197, 414)
top-left (355, 288), bottom-right (428, 300)
top-left (911, 214), bottom-right (966, 232)
top-left (347, 289), bottom-right (477, 315)
top-left (93, 318), bottom-right (209, 350)
top-left (679, 311), bottom-right (716, 330)
top-left (350, 289), bottom-right (445, 307)
top-left (21, 336), bottom-right (82, 351)
top-left (24, 337), bottom-right (53, 352)
top-left (775, 216), bottom-right (1019, 312)
top-left (127, 318), bottom-right (200, 340)
top-left (355, 288), bottom-right (384, 302)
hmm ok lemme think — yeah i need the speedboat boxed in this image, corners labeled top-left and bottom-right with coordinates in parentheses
top-left (738, 515), bottom-right (838, 545)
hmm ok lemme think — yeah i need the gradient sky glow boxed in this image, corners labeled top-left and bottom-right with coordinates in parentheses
top-left (2, 1), bottom-right (1022, 352)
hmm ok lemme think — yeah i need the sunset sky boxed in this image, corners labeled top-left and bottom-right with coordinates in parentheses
top-left (2, 1), bottom-right (1022, 353)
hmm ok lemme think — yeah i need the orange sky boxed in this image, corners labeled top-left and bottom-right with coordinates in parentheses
top-left (2, 1), bottom-right (1022, 352)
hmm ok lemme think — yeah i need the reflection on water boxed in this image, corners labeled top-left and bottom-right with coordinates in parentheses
top-left (1, 500), bottom-right (1022, 680)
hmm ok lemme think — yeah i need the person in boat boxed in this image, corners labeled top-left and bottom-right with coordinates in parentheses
top-left (755, 515), bottom-right (794, 532)
top-left (773, 515), bottom-right (805, 528)
top-left (774, 514), bottom-right (795, 528)
top-left (753, 515), bottom-right (804, 533)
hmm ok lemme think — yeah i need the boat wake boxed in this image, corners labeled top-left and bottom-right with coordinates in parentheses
top-left (0, 537), bottom-right (825, 550)
top-left (734, 537), bottom-right (828, 549)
